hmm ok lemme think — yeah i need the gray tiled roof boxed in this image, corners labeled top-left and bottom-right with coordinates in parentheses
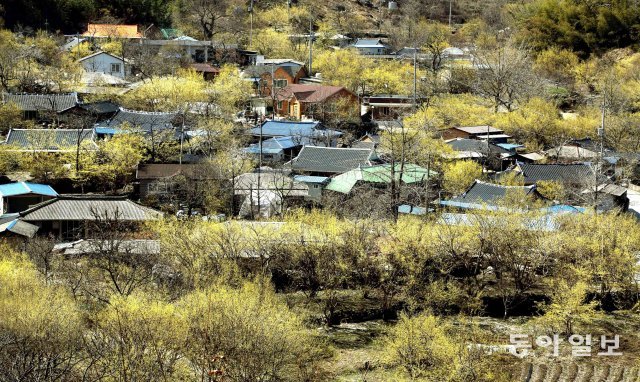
top-left (99, 108), bottom-right (179, 132)
top-left (455, 125), bottom-right (503, 135)
top-left (244, 65), bottom-right (301, 79)
top-left (2, 93), bottom-right (78, 112)
top-left (290, 146), bottom-right (374, 174)
top-left (20, 195), bottom-right (162, 221)
top-left (79, 101), bottom-right (120, 115)
top-left (446, 138), bottom-right (511, 154)
top-left (452, 180), bottom-right (536, 204)
top-left (518, 163), bottom-right (595, 184)
top-left (4, 128), bottom-right (97, 151)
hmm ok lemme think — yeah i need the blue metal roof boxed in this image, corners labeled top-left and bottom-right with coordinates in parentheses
top-left (496, 143), bottom-right (524, 151)
top-left (398, 204), bottom-right (427, 215)
top-left (95, 127), bottom-right (119, 135)
top-left (542, 205), bottom-right (585, 214)
top-left (243, 146), bottom-right (284, 155)
top-left (293, 175), bottom-right (330, 184)
top-left (0, 182), bottom-right (58, 197)
top-left (250, 120), bottom-right (342, 138)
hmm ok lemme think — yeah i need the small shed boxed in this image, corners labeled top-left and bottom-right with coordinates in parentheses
top-left (0, 182), bottom-right (58, 215)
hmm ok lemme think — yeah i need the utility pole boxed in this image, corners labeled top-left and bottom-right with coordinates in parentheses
top-left (413, 44), bottom-right (417, 111)
top-left (595, 90), bottom-right (606, 213)
top-left (179, 112), bottom-right (185, 165)
top-left (308, 17), bottom-right (314, 75)
top-left (249, 0), bottom-right (254, 47)
top-left (448, 0), bottom-right (453, 28)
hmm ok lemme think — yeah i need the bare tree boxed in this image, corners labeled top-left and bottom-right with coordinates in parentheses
top-left (471, 42), bottom-right (539, 112)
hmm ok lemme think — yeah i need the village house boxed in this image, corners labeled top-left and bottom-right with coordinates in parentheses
top-left (95, 108), bottom-right (180, 136)
top-left (0, 182), bottom-right (58, 215)
top-left (243, 59), bottom-right (307, 98)
top-left (233, 168), bottom-right (309, 218)
top-left (445, 138), bottom-right (513, 171)
top-left (243, 136), bottom-right (311, 163)
top-left (324, 163), bottom-right (434, 194)
top-left (17, 195), bottom-right (161, 240)
top-left (136, 163), bottom-right (200, 199)
top-left (440, 180), bottom-right (541, 211)
top-left (61, 101), bottom-right (120, 122)
top-left (274, 84), bottom-right (358, 121)
top-left (441, 125), bottom-right (511, 143)
top-left (190, 63), bottom-right (220, 81)
top-left (351, 38), bottom-right (389, 55)
top-left (249, 120), bottom-right (342, 147)
top-left (289, 146), bottom-right (377, 176)
top-left (362, 95), bottom-right (417, 120)
top-left (351, 133), bottom-right (381, 150)
top-left (515, 162), bottom-right (596, 186)
top-left (2, 93), bottom-right (79, 120)
top-left (78, 51), bottom-right (131, 79)
top-left (3, 128), bottom-right (98, 152)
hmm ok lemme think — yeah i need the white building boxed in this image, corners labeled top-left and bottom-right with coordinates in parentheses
top-left (78, 51), bottom-right (130, 79)
top-left (351, 38), bottom-right (389, 55)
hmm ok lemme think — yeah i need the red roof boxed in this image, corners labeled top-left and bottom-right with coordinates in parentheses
top-left (190, 63), bottom-right (221, 73)
top-left (277, 84), bottom-right (351, 103)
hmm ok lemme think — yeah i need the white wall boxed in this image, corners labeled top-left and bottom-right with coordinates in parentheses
top-left (81, 53), bottom-right (127, 79)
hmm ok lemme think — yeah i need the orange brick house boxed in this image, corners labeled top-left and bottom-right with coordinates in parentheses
top-left (274, 84), bottom-right (358, 121)
top-left (244, 64), bottom-right (307, 97)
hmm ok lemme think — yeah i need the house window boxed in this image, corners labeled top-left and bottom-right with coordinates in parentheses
top-left (274, 79), bottom-right (288, 88)
top-left (277, 101), bottom-right (283, 110)
top-left (110, 63), bottom-right (121, 73)
top-left (148, 182), bottom-right (170, 194)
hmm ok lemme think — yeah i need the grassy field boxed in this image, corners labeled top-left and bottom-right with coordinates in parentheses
top-left (286, 290), bottom-right (640, 381)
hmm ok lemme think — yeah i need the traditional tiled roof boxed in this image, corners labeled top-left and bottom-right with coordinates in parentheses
top-left (98, 108), bottom-right (179, 132)
top-left (446, 138), bottom-right (511, 155)
top-left (79, 101), bottom-right (120, 115)
top-left (0, 217), bottom-right (38, 237)
top-left (517, 162), bottom-right (595, 184)
top-left (2, 93), bottom-right (78, 112)
top-left (290, 146), bottom-right (375, 174)
top-left (20, 195), bottom-right (162, 221)
top-left (4, 128), bottom-right (98, 151)
top-left (136, 164), bottom-right (199, 180)
top-left (82, 24), bottom-right (142, 38)
top-left (0, 182), bottom-right (58, 197)
top-left (450, 180), bottom-right (537, 205)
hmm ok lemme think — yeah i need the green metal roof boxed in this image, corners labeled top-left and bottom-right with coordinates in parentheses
top-left (325, 163), bottom-right (436, 194)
